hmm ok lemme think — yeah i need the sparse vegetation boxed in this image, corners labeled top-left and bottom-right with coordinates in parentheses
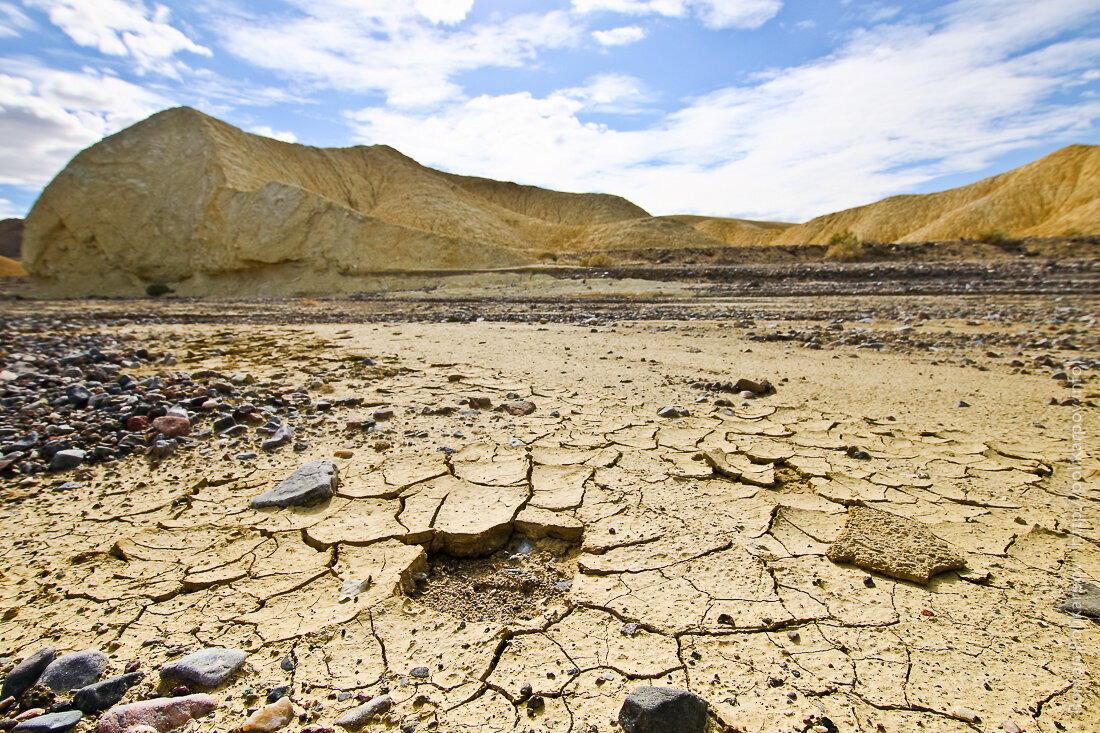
top-left (537, 251), bottom-right (558, 262)
top-left (145, 282), bottom-right (171, 297)
top-left (579, 253), bottom-right (615, 267)
top-left (975, 229), bottom-right (1013, 245)
top-left (824, 230), bottom-right (865, 262)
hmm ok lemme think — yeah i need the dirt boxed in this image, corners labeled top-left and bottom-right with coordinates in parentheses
top-left (0, 284), bottom-right (1096, 733)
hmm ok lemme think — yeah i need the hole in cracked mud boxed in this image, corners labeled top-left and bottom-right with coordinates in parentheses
top-left (408, 535), bottom-right (578, 623)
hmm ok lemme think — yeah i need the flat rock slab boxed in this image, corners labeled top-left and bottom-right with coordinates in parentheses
top-left (12, 710), bottom-right (83, 732)
top-left (37, 649), bottom-right (106, 693)
top-left (159, 648), bottom-right (247, 688)
top-left (1, 646), bottom-right (56, 700)
top-left (618, 686), bottom-right (708, 733)
top-left (96, 693), bottom-right (218, 733)
top-left (251, 460), bottom-right (339, 509)
top-left (826, 505), bottom-right (967, 584)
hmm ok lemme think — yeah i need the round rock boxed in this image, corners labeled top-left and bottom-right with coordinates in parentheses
top-left (37, 650), bottom-right (106, 693)
top-left (158, 648), bottom-right (247, 689)
top-left (618, 686), bottom-right (708, 733)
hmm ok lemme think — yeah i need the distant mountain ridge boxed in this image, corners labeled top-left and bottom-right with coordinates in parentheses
top-left (679, 144), bottom-right (1100, 247)
top-left (20, 106), bottom-right (1099, 296)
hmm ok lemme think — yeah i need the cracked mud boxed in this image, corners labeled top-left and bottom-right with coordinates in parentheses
top-left (0, 293), bottom-right (1097, 733)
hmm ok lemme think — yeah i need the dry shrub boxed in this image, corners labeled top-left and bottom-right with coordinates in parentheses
top-left (824, 230), bottom-right (865, 262)
top-left (579, 253), bottom-right (615, 267)
top-left (975, 229), bottom-right (1013, 245)
top-left (299, 298), bottom-right (319, 306)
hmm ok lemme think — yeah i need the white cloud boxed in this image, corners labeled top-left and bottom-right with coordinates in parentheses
top-left (0, 198), bottom-right (21, 218)
top-left (218, 1), bottom-right (581, 107)
top-left (351, 0), bottom-right (1100, 221)
top-left (0, 62), bottom-right (171, 187)
top-left (573, 0), bottom-right (782, 30)
top-left (563, 73), bottom-right (653, 112)
top-left (592, 25), bottom-right (646, 46)
top-left (248, 125), bottom-right (298, 143)
top-left (0, 2), bottom-right (35, 36)
top-left (414, 0), bottom-right (473, 25)
top-left (25, 0), bottom-right (211, 75)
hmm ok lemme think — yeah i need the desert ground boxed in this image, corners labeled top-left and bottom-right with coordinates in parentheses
top-left (0, 277), bottom-right (1097, 733)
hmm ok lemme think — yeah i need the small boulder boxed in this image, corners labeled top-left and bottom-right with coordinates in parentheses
top-left (159, 648), bottom-right (246, 689)
top-left (618, 686), bottom-right (708, 733)
top-left (250, 461), bottom-right (338, 509)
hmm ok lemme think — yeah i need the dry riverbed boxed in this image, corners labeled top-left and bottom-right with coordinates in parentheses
top-left (0, 293), bottom-right (1097, 733)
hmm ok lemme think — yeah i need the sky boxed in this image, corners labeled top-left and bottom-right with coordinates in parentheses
top-left (0, 0), bottom-right (1098, 223)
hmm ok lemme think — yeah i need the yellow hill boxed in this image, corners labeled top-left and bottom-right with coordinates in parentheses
top-left (0, 255), bottom-right (25, 277)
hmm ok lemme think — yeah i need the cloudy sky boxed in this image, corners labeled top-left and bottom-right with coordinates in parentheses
top-left (1, 0), bottom-right (1098, 222)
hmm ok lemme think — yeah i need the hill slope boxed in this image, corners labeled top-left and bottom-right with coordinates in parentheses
top-left (24, 107), bottom-right (728, 296)
top-left (682, 145), bottom-right (1099, 247)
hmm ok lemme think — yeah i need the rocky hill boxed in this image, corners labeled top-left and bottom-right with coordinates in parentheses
top-left (20, 106), bottom-right (1099, 296)
top-left (23, 108), bottom-right (725, 296)
top-left (684, 145), bottom-right (1100, 246)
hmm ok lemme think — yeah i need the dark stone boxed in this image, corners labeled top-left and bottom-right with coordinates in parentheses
top-left (409, 667), bottom-right (430, 679)
top-left (1, 647), bottom-right (56, 701)
top-left (250, 460), bottom-right (339, 509)
top-left (261, 424), bottom-right (294, 452)
top-left (48, 449), bottom-right (85, 472)
top-left (11, 710), bottom-right (82, 732)
top-left (266, 685), bottom-right (290, 704)
top-left (159, 648), bottom-right (247, 688)
top-left (65, 385), bottom-right (91, 407)
top-left (2, 433), bottom-right (37, 455)
top-left (37, 650), bottom-right (106, 693)
top-left (618, 686), bottom-right (708, 733)
top-left (71, 672), bottom-right (144, 714)
top-left (1056, 581), bottom-right (1100, 619)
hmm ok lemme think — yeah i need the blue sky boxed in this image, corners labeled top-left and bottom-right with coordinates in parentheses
top-left (1, 0), bottom-right (1098, 222)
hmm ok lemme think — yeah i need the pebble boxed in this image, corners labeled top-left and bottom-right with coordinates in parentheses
top-left (1, 647), bottom-right (56, 701)
top-left (151, 416), bottom-right (190, 438)
top-left (333, 695), bottom-right (391, 731)
top-left (250, 461), bottom-right (339, 509)
top-left (11, 710), bottom-right (82, 732)
top-left (158, 648), bottom-right (247, 688)
top-left (262, 424), bottom-right (294, 452)
top-left (951, 705), bottom-right (980, 723)
top-left (656, 405), bottom-right (688, 418)
top-left (238, 696), bottom-right (293, 732)
top-left (95, 693), bottom-right (218, 733)
top-left (500, 400), bottom-right (536, 416)
top-left (1001, 720), bottom-right (1023, 733)
top-left (48, 449), bottom-right (85, 472)
top-left (37, 650), bottom-right (106, 693)
top-left (409, 667), bottom-right (430, 679)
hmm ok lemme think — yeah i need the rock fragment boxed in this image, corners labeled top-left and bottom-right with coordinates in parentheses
top-left (1056, 581), bottom-right (1100, 618)
top-left (618, 686), bottom-right (708, 733)
top-left (1, 647), bottom-right (56, 701)
top-left (95, 694), bottom-right (217, 733)
top-left (250, 461), bottom-right (338, 509)
top-left (334, 695), bottom-right (391, 731)
top-left (48, 449), bottom-right (85, 472)
top-left (158, 648), bottom-right (246, 688)
top-left (500, 400), bottom-right (536, 416)
top-left (238, 696), bottom-right (294, 732)
top-left (72, 672), bottom-right (144, 714)
top-left (11, 710), bottom-right (82, 732)
top-left (826, 505), bottom-right (966, 584)
top-left (37, 650), bottom-right (106, 693)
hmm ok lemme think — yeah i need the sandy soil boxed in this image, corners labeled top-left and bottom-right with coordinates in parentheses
top-left (0, 291), bottom-right (1097, 733)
